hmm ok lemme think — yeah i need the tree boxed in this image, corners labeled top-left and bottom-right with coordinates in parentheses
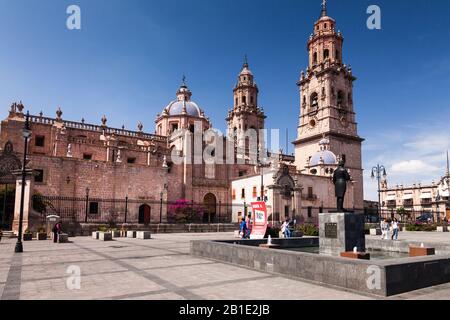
top-left (396, 207), bottom-right (407, 222)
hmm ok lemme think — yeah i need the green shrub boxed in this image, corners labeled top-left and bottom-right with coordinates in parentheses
top-left (98, 225), bottom-right (109, 232)
top-left (405, 223), bottom-right (437, 232)
top-left (297, 224), bottom-right (319, 237)
top-left (265, 226), bottom-right (280, 238)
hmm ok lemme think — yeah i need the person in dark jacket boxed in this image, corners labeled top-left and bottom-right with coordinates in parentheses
top-left (53, 221), bottom-right (62, 243)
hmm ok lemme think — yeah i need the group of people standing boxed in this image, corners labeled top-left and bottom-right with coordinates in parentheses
top-left (380, 218), bottom-right (399, 240)
top-left (240, 216), bottom-right (294, 239)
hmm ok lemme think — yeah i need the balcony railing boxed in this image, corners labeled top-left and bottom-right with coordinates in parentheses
top-left (386, 201), bottom-right (396, 207)
top-left (403, 200), bottom-right (414, 207)
top-left (302, 194), bottom-right (318, 201)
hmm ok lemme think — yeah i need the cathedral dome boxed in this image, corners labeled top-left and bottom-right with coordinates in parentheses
top-left (309, 135), bottom-right (337, 166)
top-left (162, 78), bottom-right (204, 118)
top-left (165, 100), bottom-right (202, 117)
top-left (310, 150), bottom-right (337, 166)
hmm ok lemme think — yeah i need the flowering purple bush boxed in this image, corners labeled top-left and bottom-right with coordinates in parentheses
top-left (167, 199), bottom-right (204, 223)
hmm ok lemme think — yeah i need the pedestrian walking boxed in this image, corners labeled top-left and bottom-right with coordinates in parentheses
top-left (391, 218), bottom-right (399, 240)
top-left (239, 218), bottom-right (248, 239)
top-left (380, 219), bottom-right (386, 240)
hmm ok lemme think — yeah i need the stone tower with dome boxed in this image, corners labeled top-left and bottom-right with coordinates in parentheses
top-left (226, 57), bottom-right (266, 162)
top-left (155, 77), bottom-right (211, 136)
top-left (293, 1), bottom-right (364, 211)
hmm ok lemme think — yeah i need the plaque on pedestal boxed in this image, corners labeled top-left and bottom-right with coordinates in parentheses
top-left (319, 212), bottom-right (366, 256)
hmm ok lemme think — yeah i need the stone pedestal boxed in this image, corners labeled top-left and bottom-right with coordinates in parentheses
top-left (99, 232), bottom-right (112, 241)
top-left (319, 212), bottom-right (366, 256)
top-left (127, 231), bottom-right (136, 238)
top-left (12, 169), bottom-right (34, 235)
top-left (136, 231), bottom-right (151, 239)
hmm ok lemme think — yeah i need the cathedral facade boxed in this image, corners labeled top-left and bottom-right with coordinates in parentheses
top-left (0, 2), bottom-right (364, 233)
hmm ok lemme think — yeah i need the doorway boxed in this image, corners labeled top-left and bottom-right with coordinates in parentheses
top-left (203, 193), bottom-right (217, 223)
top-left (138, 204), bottom-right (151, 224)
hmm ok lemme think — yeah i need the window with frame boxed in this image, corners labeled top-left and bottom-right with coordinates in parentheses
top-left (89, 202), bottom-right (99, 214)
top-left (83, 153), bottom-right (92, 160)
top-left (35, 135), bottom-right (45, 147)
top-left (241, 188), bottom-right (245, 199)
top-left (252, 186), bottom-right (257, 198)
top-left (127, 158), bottom-right (136, 164)
top-left (34, 169), bottom-right (44, 183)
top-left (308, 187), bottom-right (314, 199)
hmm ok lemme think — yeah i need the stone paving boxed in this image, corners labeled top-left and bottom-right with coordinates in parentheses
top-left (0, 232), bottom-right (450, 300)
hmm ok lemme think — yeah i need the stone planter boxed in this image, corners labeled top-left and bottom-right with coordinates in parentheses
top-left (23, 233), bottom-right (33, 241)
top-left (92, 231), bottom-right (100, 239)
top-left (37, 233), bottom-right (47, 240)
top-left (99, 232), bottom-right (112, 241)
top-left (370, 228), bottom-right (382, 236)
top-left (111, 231), bottom-right (121, 238)
top-left (136, 231), bottom-right (151, 239)
top-left (436, 226), bottom-right (448, 232)
top-left (127, 231), bottom-right (137, 238)
top-left (58, 233), bottom-right (69, 243)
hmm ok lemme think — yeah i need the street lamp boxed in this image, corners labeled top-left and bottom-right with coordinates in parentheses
top-left (15, 111), bottom-right (31, 253)
top-left (371, 164), bottom-right (387, 220)
top-left (84, 187), bottom-right (90, 223)
top-left (257, 161), bottom-right (267, 202)
top-left (160, 157), bottom-right (169, 223)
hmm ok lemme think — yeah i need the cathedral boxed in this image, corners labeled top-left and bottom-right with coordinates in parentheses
top-left (0, 2), bottom-right (364, 234)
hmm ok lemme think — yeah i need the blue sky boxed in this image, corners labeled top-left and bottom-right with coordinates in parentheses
top-left (0, 0), bottom-right (449, 200)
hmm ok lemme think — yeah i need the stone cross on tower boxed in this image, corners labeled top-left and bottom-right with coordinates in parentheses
top-left (321, 0), bottom-right (327, 17)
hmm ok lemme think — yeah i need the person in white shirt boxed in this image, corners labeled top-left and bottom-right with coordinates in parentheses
top-left (380, 219), bottom-right (386, 240)
top-left (391, 218), bottom-right (399, 240)
top-left (281, 219), bottom-right (291, 238)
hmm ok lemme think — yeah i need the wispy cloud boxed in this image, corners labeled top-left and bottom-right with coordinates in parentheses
top-left (363, 118), bottom-right (450, 200)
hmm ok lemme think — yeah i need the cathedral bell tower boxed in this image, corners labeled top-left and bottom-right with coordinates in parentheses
top-left (226, 56), bottom-right (266, 161)
top-left (294, 1), bottom-right (365, 210)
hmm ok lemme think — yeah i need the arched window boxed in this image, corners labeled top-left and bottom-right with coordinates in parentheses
top-left (335, 50), bottom-right (340, 61)
top-left (235, 98), bottom-right (238, 105)
top-left (313, 52), bottom-right (318, 65)
top-left (250, 96), bottom-right (254, 104)
top-left (242, 96), bottom-right (247, 104)
top-left (337, 91), bottom-right (345, 108)
top-left (324, 49), bottom-right (329, 60)
top-left (310, 92), bottom-right (319, 109)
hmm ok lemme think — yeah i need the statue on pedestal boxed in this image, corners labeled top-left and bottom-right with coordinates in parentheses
top-left (333, 157), bottom-right (351, 212)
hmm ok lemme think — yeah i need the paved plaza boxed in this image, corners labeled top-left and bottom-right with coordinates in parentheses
top-left (1, 232), bottom-right (450, 300)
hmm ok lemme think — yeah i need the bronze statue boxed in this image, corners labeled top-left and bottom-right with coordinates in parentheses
top-left (333, 157), bottom-right (351, 212)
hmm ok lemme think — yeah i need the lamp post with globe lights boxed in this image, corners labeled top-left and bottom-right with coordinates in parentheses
top-left (15, 111), bottom-right (32, 253)
top-left (371, 164), bottom-right (387, 220)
